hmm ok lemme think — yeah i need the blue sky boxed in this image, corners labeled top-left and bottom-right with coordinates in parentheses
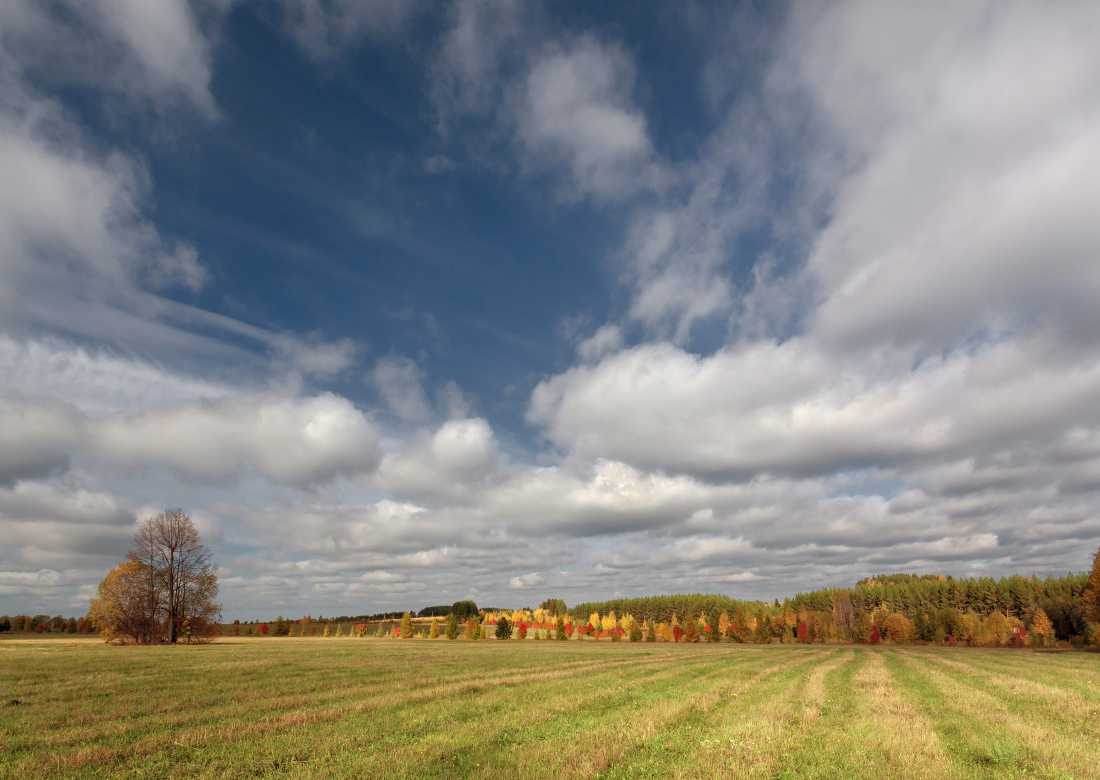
top-left (3, 0), bottom-right (1100, 619)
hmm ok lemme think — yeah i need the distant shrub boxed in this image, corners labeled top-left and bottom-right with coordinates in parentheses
top-left (400, 612), bottom-right (413, 639)
top-left (629, 622), bottom-right (642, 642)
top-left (555, 615), bottom-right (566, 641)
top-left (517, 622), bottom-right (528, 640)
top-left (496, 616), bottom-right (512, 640)
top-left (323, 625), bottom-right (331, 637)
top-left (446, 613), bottom-right (459, 640)
top-left (430, 618), bottom-right (440, 639)
top-left (465, 617), bottom-right (479, 640)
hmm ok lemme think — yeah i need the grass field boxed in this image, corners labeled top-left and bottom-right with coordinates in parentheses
top-left (2, 637), bottom-right (1098, 779)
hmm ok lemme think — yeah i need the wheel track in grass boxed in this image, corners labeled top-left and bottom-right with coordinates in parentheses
top-left (10, 644), bottom-right (692, 759)
top-left (913, 648), bottom-right (1100, 702)
top-left (897, 648), bottom-right (1100, 735)
top-left (164, 647), bottom-right (797, 780)
top-left (602, 648), bottom-right (854, 779)
top-left (890, 650), bottom-right (1100, 778)
top-left (243, 647), bottom-right (806, 779)
top-left (500, 649), bottom-right (833, 779)
top-left (12, 645), bottom-right (768, 777)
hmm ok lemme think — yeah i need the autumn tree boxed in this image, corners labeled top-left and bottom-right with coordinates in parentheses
top-left (1029, 608), bottom-right (1053, 647)
top-left (89, 560), bottom-right (160, 644)
top-left (125, 509), bottom-right (219, 643)
top-left (430, 618), bottom-right (440, 639)
top-left (446, 612), bottom-right (459, 640)
top-left (1084, 544), bottom-right (1100, 624)
top-left (400, 611), bottom-right (414, 638)
top-left (495, 615), bottom-right (512, 640)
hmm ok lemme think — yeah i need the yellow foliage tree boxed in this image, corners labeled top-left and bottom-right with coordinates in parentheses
top-left (464, 616), bottom-right (479, 640)
top-left (88, 560), bottom-right (158, 644)
top-left (984, 611), bottom-right (1010, 646)
top-left (429, 618), bottom-right (440, 639)
top-left (1083, 544), bottom-right (1100, 624)
top-left (882, 613), bottom-right (910, 644)
top-left (718, 610), bottom-right (730, 636)
top-left (589, 612), bottom-right (601, 631)
top-left (400, 611), bottom-right (413, 639)
top-left (1029, 608), bottom-right (1053, 647)
top-left (602, 611), bottom-right (618, 632)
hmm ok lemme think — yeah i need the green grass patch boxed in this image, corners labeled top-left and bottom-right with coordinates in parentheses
top-left (1, 638), bottom-right (1098, 779)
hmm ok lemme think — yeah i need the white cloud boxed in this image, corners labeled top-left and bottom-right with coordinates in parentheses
top-left (0, 391), bottom-right (382, 487)
top-left (376, 417), bottom-right (501, 502)
top-left (575, 324), bottom-right (622, 363)
top-left (0, 335), bottom-right (232, 415)
top-left (530, 332), bottom-right (1100, 480)
top-left (0, 0), bottom-right (220, 116)
top-left (90, 392), bottom-right (382, 485)
top-left (787, 1), bottom-right (1100, 351)
top-left (371, 355), bottom-right (432, 421)
top-left (517, 35), bottom-right (661, 201)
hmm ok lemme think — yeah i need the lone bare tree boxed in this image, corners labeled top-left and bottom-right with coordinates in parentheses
top-left (86, 509), bottom-right (222, 644)
top-left (126, 509), bottom-right (220, 643)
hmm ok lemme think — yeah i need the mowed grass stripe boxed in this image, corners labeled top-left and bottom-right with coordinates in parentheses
top-left (4, 640), bottom-right (1098, 780)
top-left (652, 648), bottom-right (851, 779)
top-left (779, 650), bottom-right (955, 780)
top-left (920, 648), bottom-right (1100, 702)
top-left (900, 648), bottom-right (1100, 737)
top-left (887, 650), bottom-right (1100, 779)
top-left (9, 641), bottom-right (685, 762)
top-left (323, 644), bottom-right (759, 778)
top-left (586, 648), bottom-right (839, 779)
top-left (5, 642), bottom-right (773, 779)
top-left (401, 646), bottom-right (825, 779)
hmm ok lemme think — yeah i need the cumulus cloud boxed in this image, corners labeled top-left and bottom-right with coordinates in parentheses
top-left (517, 35), bottom-right (661, 201)
top-left (0, 0), bottom-right (221, 116)
top-left (0, 396), bottom-right (83, 485)
top-left (371, 355), bottom-right (432, 421)
top-left (90, 393), bottom-right (382, 485)
top-left (530, 333), bottom-right (1100, 481)
top-left (791, 1), bottom-right (1100, 352)
top-left (376, 417), bottom-right (502, 502)
top-left (0, 391), bottom-right (382, 487)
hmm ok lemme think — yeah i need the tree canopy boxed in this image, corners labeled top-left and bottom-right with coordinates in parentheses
top-left (91, 509), bottom-right (220, 644)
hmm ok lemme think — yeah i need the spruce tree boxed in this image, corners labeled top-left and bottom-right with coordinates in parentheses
top-left (495, 615), bottom-right (512, 640)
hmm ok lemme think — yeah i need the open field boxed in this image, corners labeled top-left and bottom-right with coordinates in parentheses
top-left (1, 638), bottom-right (1098, 779)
